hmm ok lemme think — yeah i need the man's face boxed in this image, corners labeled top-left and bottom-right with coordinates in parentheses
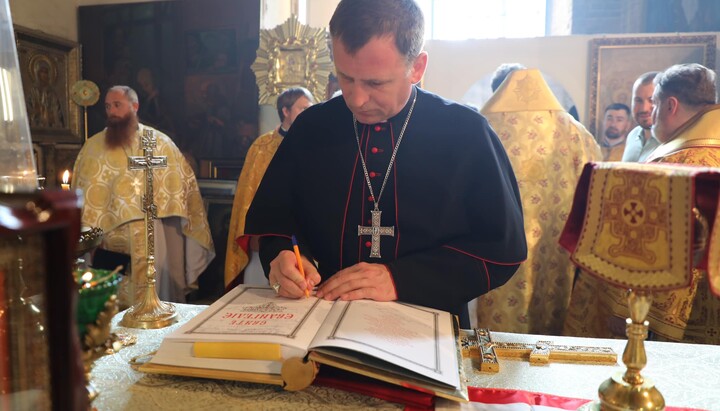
top-left (333, 36), bottom-right (426, 124)
top-left (651, 90), bottom-right (673, 143)
top-left (632, 82), bottom-right (654, 130)
top-left (283, 96), bottom-right (313, 128)
top-left (603, 109), bottom-right (630, 141)
top-left (105, 89), bottom-right (138, 124)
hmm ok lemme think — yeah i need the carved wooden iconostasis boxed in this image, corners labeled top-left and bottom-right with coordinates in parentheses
top-left (78, 0), bottom-right (261, 181)
top-left (15, 26), bottom-right (82, 189)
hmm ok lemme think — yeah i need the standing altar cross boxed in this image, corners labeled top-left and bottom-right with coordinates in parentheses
top-left (462, 329), bottom-right (617, 373)
top-left (357, 208), bottom-right (394, 258)
top-left (128, 129), bottom-right (168, 237)
top-left (120, 128), bottom-right (177, 328)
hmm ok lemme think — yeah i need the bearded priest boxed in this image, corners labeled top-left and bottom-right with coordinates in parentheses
top-left (72, 85), bottom-right (215, 307)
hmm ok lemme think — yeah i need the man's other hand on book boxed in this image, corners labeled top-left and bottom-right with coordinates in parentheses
top-left (315, 262), bottom-right (398, 302)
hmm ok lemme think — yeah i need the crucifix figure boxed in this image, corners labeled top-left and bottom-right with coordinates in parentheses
top-left (120, 128), bottom-right (177, 328)
top-left (462, 328), bottom-right (617, 373)
top-left (128, 128), bottom-right (168, 272)
top-left (357, 208), bottom-right (394, 258)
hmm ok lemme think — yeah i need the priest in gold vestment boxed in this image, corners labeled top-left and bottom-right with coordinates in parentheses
top-left (73, 86), bottom-right (214, 305)
top-left (477, 68), bottom-right (602, 334)
top-left (224, 87), bottom-right (314, 287)
top-left (564, 63), bottom-right (720, 344)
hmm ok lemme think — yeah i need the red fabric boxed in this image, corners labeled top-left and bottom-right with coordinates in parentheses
top-left (234, 234), bottom-right (250, 252)
top-left (468, 387), bottom-right (708, 411)
top-left (469, 387), bottom-right (592, 409)
top-left (313, 366), bottom-right (435, 410)
top-left (313, 373), bottom-right (708, 411)
top-left (557, 162), bottom-right (593, 255)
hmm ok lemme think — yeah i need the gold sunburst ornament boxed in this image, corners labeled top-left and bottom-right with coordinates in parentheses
top-left (251, 15), bottom-right (334, 105)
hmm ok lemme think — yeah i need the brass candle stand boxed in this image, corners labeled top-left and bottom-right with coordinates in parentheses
top-left (579, 291), bottom-right (664, 411)
top-left (119, 129), bottom-right (177, 329)
top-left (578, 206), bottom-right (709, 411)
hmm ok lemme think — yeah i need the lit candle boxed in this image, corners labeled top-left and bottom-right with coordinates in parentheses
top-left (61, 169), bottom-right (70, 190)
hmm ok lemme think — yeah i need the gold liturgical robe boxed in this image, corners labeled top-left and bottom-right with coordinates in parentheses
top-left (478, 69), bottom-right (602, 335)
top-left (565, 106), bottom-right (720, 344)
top-left (72, 124), bottom-right (214, 304)
top-left (224, 128), bottom-right (283, 286)
top-left (601, 142), bottom-right (625, 162)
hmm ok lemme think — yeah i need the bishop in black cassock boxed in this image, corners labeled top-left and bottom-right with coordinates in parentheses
top-left (245, 86), bottom-right (527, 327)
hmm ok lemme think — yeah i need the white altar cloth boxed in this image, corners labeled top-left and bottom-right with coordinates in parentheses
top-left (90, 304), bottom-right (720, 410)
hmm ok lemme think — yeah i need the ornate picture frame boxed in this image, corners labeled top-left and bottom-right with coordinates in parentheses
top-left (14, 26), bottom-right (82, 143)
top-left (587, 35), bottom-right (716, 138)
top-left (251, 15), bottom-right (334, 105)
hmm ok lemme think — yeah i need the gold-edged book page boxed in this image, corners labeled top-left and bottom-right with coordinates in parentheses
top-left (138, 362), bottom-right (284, 386)
top-left (307, 318), bottom-right (468, 403)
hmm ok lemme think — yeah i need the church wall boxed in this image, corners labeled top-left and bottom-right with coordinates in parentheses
top-left (7, 0), bottom-right (720, 138)
top-left (8, 0), bottom-right (78, 40)
top-left (424, 36), bottom-right (592, 122)
top-left (423, 33), bottom-right (720, 130)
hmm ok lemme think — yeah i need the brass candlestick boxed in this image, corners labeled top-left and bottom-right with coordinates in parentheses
top-left (119, 129), bottom-right (177, 329)
top-left (579, 290), bottom-right (664, 411)
top-left (579, 207), bottom-right (709, 411)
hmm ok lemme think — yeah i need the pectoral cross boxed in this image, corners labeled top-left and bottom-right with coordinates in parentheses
top-left (462, 329), bottom-right (617, 373)
top-left (127, 129), bottom-right (167, 279)
top-left (357, 208), bottom-right (394, 258)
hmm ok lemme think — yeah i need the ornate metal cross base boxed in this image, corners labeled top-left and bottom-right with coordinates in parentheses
top-left (462, 328), bottom-right (617, 373)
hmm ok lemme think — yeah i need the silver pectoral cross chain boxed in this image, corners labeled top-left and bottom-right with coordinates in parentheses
top-left (354, 88), bottom-right (417, 259)
top-left (357, 207), bottom-right (394, 258)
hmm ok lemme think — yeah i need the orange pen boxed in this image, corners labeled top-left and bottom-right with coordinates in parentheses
top-left (291, 235), bottom-right (310, 297)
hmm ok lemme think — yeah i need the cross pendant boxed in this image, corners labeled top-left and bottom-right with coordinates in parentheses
top-left (357, 208), bottom-right (394, 258)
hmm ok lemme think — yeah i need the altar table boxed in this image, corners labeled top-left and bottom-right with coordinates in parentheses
top-left (89, 304), bottom-right (720, 410)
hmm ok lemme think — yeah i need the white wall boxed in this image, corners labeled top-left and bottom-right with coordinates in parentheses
top-left (8, 0), bottom-right (78, 40)
top-left (423, 34), bottom-right (720, 126)
top-left (7, 0), bottom-right (720, 134)
top-left (424, 36), bottom-right (592, 122)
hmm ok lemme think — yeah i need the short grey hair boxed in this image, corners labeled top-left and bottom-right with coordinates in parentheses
top-left (654, 63), bottom-right (717, 108)
top-left (491, 63), bottom-right (527, 92)
top-left (108, 85), bottom-right (139, 105)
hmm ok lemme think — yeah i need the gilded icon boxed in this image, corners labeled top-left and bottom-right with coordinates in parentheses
top-left (251, 15), bottom-right (334, 105)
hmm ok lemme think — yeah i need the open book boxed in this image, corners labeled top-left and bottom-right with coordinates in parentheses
top-left (140, 286), bottom-right (468, 402)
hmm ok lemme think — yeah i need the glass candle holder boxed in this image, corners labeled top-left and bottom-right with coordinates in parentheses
top-left (74, 268), bottom-right (122, 340)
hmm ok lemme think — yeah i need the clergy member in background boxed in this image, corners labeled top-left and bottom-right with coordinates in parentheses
top-left (600, 103), bottom-right (631, 161)
top-left (244, 0), bottom-right (527, 328)
top-left (477, 67), bottom-right (602, 335)
top-left (225, 87), bottom-right (314, 289)
top-left (645, 63), bottom-right (720, 343)
top-left (565, 63), bottom-right (720, 344)
top-left (73, 85), bottom-right (215, 307)
top-left (622, 71), bottom-right (661, 162)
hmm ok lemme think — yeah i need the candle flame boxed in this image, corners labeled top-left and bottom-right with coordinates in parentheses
top-left (62, 169), bottom-right (70, 184)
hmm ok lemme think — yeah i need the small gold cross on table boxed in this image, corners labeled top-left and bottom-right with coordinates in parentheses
top-left (462, 328), bottom-right (617, 373)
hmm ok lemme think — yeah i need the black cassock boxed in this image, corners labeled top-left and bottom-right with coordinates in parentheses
top-left (246, 87), bottom-right (527, 327)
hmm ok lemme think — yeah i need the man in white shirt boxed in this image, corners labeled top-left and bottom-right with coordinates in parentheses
top-left (622, 71), bottom-right (661, 162)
